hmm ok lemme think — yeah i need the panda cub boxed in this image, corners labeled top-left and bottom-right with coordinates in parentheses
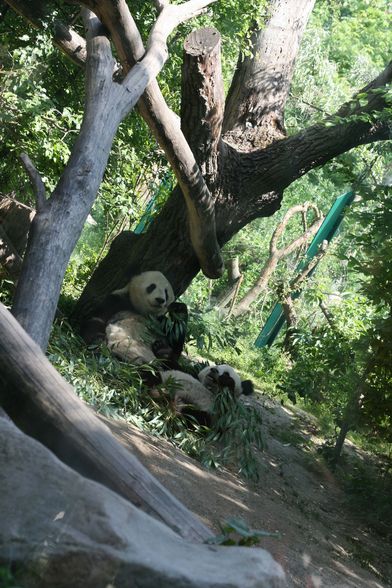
top-left (159, 364), bottom-right (254, 425)
top-left (198, 364), bottom-right (254, 398)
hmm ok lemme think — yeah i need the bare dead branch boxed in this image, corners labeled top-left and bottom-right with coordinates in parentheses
top-left (233, 202), bottom-right (323, 316)
top-left (19, 153), bottom-right (47, 212)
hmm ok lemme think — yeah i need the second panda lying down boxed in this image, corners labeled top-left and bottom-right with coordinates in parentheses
top-left (158, 365), bottom-right (254, 425)
top-left (88, 270), bottom-right (254, 423)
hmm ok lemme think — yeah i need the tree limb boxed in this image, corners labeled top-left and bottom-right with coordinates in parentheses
top-left (223, 0), bottom-right (316, 150)
top-left (53, 20), bottom-right (87, 66)
top-left (82, 0), bottom-right (223, 278)
top-left (19, 153), bottom-right (47, 212)
top-left (0, 302), bottom-right (212, 542)
top-left (236, 59), bottom-right (392, 201)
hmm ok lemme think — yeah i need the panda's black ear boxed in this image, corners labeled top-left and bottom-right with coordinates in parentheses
top-left (125, 264), bottom-right (142, 280)
top-left (241, 380), bottom-right (254, 396)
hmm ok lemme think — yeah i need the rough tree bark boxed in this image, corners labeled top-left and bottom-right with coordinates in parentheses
top-left (73, 2), bottom-right (392, 324)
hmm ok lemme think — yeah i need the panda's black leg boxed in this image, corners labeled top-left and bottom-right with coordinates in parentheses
top-left (166, 301), bottom-right (188, 359)
top-left (152, 339), bottom-right (181, 370)
top-left (241, 380), bottom-right (254, 396)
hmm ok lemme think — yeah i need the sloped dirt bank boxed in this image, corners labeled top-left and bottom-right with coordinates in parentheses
top-left (104, 394), bottom-right (391, 588)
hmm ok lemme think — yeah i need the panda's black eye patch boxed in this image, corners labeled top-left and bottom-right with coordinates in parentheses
top-left (146, 283), bottom-right (156, 294)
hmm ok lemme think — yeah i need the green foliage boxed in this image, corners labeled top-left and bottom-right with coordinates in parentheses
top-left (186, 309), bottom-right (242, 353)
top-left (0, 567), bottom-right (22, 588)
top-left (203, 385), bottom-right (264, 481)
top-left (47, 318), bottom-right (264, 480)
top-left (278, 293), bottom-right (370, 407)
top-left (0, 27), bottom-right (84, 197)
top-left (207, 517), bottom-right (280, 547)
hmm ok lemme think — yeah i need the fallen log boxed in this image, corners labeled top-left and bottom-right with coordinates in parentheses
top-left (0, 302), bottom-right (211, 542)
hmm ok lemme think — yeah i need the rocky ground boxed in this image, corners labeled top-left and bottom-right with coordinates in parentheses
top-left (105, 393), bottom-right (392, 588)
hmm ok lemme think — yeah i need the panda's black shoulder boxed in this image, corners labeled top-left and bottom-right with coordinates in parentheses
top-left (79, 287), bottom-right (134, 345)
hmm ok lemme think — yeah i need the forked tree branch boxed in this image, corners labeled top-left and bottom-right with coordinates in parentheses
top-left (19, 153), bottom-right (47, 212)
top-left (82, 0), bottom-right (223, 278)
top-left (237, 59), bottom-right (392, 201)
top-left (233, 203), bottom-right (322, 316)
top-left (5, 0), bottom-right (224, 278)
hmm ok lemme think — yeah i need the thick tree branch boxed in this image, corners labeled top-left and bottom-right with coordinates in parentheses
top-left (235, 59), bottom-right (392, 205)
top-left (53, 20), bottom-right (88, 66)
top-left (19, 153), bottom-right (47, 212)
top-left (82, 0), bottom-right (223, 278)
top-left (223, 0), bottom-right (316, 150)
top-left (181, 28), bottom-right (225, 190)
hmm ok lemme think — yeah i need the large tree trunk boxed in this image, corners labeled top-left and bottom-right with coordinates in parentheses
top-left (9, 1), bottom-right (217, 349)
top-left (74, 5), bottom-right (391, 323)
top-left (5, 1), bottom-right (392, 341)
top-left (0, 302), bottom-right (212, 542)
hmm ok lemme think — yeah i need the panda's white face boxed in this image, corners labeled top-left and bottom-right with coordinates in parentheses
top-left (128, 271), bottom-right (175, 317)
top-left (198, 364), bottom-right (243, 397)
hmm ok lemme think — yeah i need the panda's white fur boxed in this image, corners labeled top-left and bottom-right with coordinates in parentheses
top-left (104, 271), bottom-right (251, 417)
top-left (106, 271), bottom-right (174, 365)
top-left (160, 370), bottom-right (213, 414)
top-left (198, 364), bottom-right (243, 397)
top-left (160, 364), bottom-right (252, 418)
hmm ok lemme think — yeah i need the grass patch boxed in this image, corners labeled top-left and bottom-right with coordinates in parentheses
top-left (47, 319), bottom-right (264, 480)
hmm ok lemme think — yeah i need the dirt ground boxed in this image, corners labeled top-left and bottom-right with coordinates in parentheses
top-left (105, 394), bottom-right (392, 588)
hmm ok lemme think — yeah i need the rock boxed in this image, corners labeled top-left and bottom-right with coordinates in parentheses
top-left (0, 415), bottom-right (287, 588)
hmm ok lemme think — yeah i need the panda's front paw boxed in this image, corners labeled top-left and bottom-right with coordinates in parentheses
top-left (203, 367), bottom-right (220, 393)
top-left (152, 339), bottom-right (173, 360)
top-left (217, 372), bottom-right (236, 393)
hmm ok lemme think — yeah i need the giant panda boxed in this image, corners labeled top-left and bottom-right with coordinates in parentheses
top-left (198, 364), bottom-right (254, 398)
top-left (83, 270), bottom-right (253, 424)
top-left (156, 364), bottom-right (254, 426)
top-left (105, 271), bottom-right (173, 365)
top-left (80, 270), bottom-right (186, 368)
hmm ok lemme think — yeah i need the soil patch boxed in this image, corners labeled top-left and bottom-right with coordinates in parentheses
top-left (103, 394), bottom-right (391, 588)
